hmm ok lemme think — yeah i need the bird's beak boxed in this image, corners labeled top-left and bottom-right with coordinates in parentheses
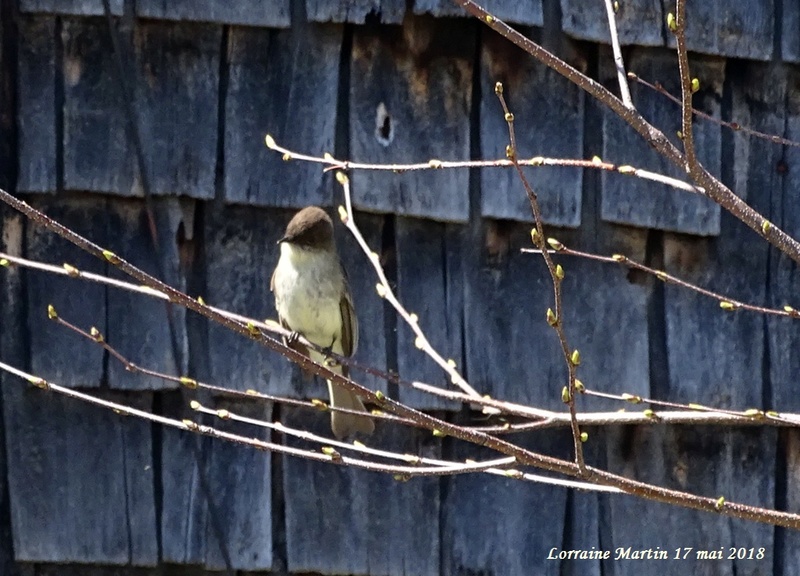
top-left (276, 236), bottom-right (287, 245)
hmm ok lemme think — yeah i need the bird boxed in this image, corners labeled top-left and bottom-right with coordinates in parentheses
top-left (271, 206), bottom-right (375, 439)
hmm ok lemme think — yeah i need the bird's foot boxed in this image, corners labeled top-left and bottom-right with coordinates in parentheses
top-left (321, 339), bottom-right (341, 368)
top-left (286, 330), bottom-right (301, 346)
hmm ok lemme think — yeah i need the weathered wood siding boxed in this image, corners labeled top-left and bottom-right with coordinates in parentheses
top-left (1, 0), bottom-right (799, 574)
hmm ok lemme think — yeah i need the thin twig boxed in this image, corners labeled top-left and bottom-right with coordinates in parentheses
top-left (629, 72), bottom-right (800, 149)
top-left (603, 0), bottom-right (634, 109)
top-left (522, 245), bottom-right (800, 319)
top-left (0, 362), bottom-right (516, 478)
top-left (334, 172), bottom-right (485, 403)
top-left (494, 85), bottom-right (586, 472)
top-left (265, 136), bottom-right (704, 195)
top-left (45, 311), bottom-right (800, 429)
top-left (46, 310), bottom-right (414, 427)
top-left (192, 401), bottom-right (623, 493)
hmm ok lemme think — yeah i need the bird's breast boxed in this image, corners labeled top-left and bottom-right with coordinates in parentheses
top-left (273, 248), bottom-right (345, 351)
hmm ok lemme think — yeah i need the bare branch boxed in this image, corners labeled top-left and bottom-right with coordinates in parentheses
top-left (452, 0), bottom-right (800, 267)
top-left (334, 172), bottom-right (485, 403)
top-left (671, 2), bottom-right (698, 171)
top-left (603, 0), bottom-right (634, 109)
top-left (494, 85), bottom-right (585, 471)
top-left (265, 135), bottom-right (704, 195)
top-left (522, 245), bottom-right (800, 319)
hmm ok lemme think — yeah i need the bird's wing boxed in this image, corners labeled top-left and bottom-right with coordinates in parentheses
top-left (339, 272), bottom-right (358, 358)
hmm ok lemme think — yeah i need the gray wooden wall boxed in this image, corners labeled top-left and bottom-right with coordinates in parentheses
top-left (0, 0), bottom-right (799, 574)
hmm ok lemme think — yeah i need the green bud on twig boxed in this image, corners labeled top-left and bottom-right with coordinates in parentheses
top-left (667, 12), bottom-right (677, 32)
top-left (179, 376), bottom-right (198, 389)
top-left (102, 250), bottom-right (120, 264)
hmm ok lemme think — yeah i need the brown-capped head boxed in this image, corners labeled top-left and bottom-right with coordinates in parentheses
top-left (278, 206), bottom-right (335, 250)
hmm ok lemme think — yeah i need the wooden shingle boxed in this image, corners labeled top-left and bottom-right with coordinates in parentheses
top-left (3, 387), bottom-right (158, 564)
top-left (462, 220), bottom-right (573, 411)
top-left (203, 206), bottom-right (293, 395)
top-left (26, 196), bottom-right (107, 389)
top-left (663, 61), bottom-right (777, 408)
top-left (395, 217), bottom-right (464, 409)
top-left (19, 0), bottom-right (122, 15)
top-left (159, 397), bottom-right (274, 570)
top-left (480, 30), bottom-right (584, 225)
top-left (666, 0), bottom-right (774, 60)
top-left (415, 0), bottom-right (543, 24)
top-left (0, 211), bottom-right (27, 573)
top-left (768, 65), bottom-right (800, 413)
top-left (605, 426), bottom-right (776, 573)
top-left (132, 22), bottom-right (221, 199)
top-left (784, 431), bottom-right (800, 570)
top-left (105, 198), bottom-right (190, 390)
top-left (282, 409), bottom-right (441, 575)
top-left (17, 15), bottom-right (57, 193)
top-left (442, 431), bottom-right (571, 576)
top-left (62, 18), bottom-right (134, 194)
top-left (305, 0), bottom-right (406, 24)
top-left (560, 0), bottom-right (664, 46)
top-left (335, 212), bottom-right (390, 395)
top-left (63, 19), bottom-right (220, 198)
top-left (782, 0), bottom-right (800, 63)
top-left (349, 15), bottom-right (474, 222)
top-left (136, 0), bottom-right (290, 27)
top-left (224, 23), bottom-right (342, 207)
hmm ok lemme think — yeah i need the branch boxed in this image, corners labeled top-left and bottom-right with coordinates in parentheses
top-left (522, 244), bottom-right (800, 319)
top-left (11, 253), bottom-right (800, 430)
top-left (191, 400), bottom-right (622, 492)
top-left (493, 85), bottom-right (585, 470)
top-left (603, 0), bottom-right (634, 109)
top-left (629, 72), bottom-right (800, 149)
top-left (265, 135), bottom-right (704, 195)
top-left (2, 356), bottom-right (798, 528)
top-left (452, 0), bottom-right (800, 267)
top-left (671, 3), bottom-right (698, 170)
top-left (334, 172), bottom-right (485, 402)
top-left (4, 191), bottom-right (800, 527)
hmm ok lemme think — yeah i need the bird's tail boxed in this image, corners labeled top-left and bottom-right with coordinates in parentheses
top-left (327, 368), bottom-right (375, 439)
